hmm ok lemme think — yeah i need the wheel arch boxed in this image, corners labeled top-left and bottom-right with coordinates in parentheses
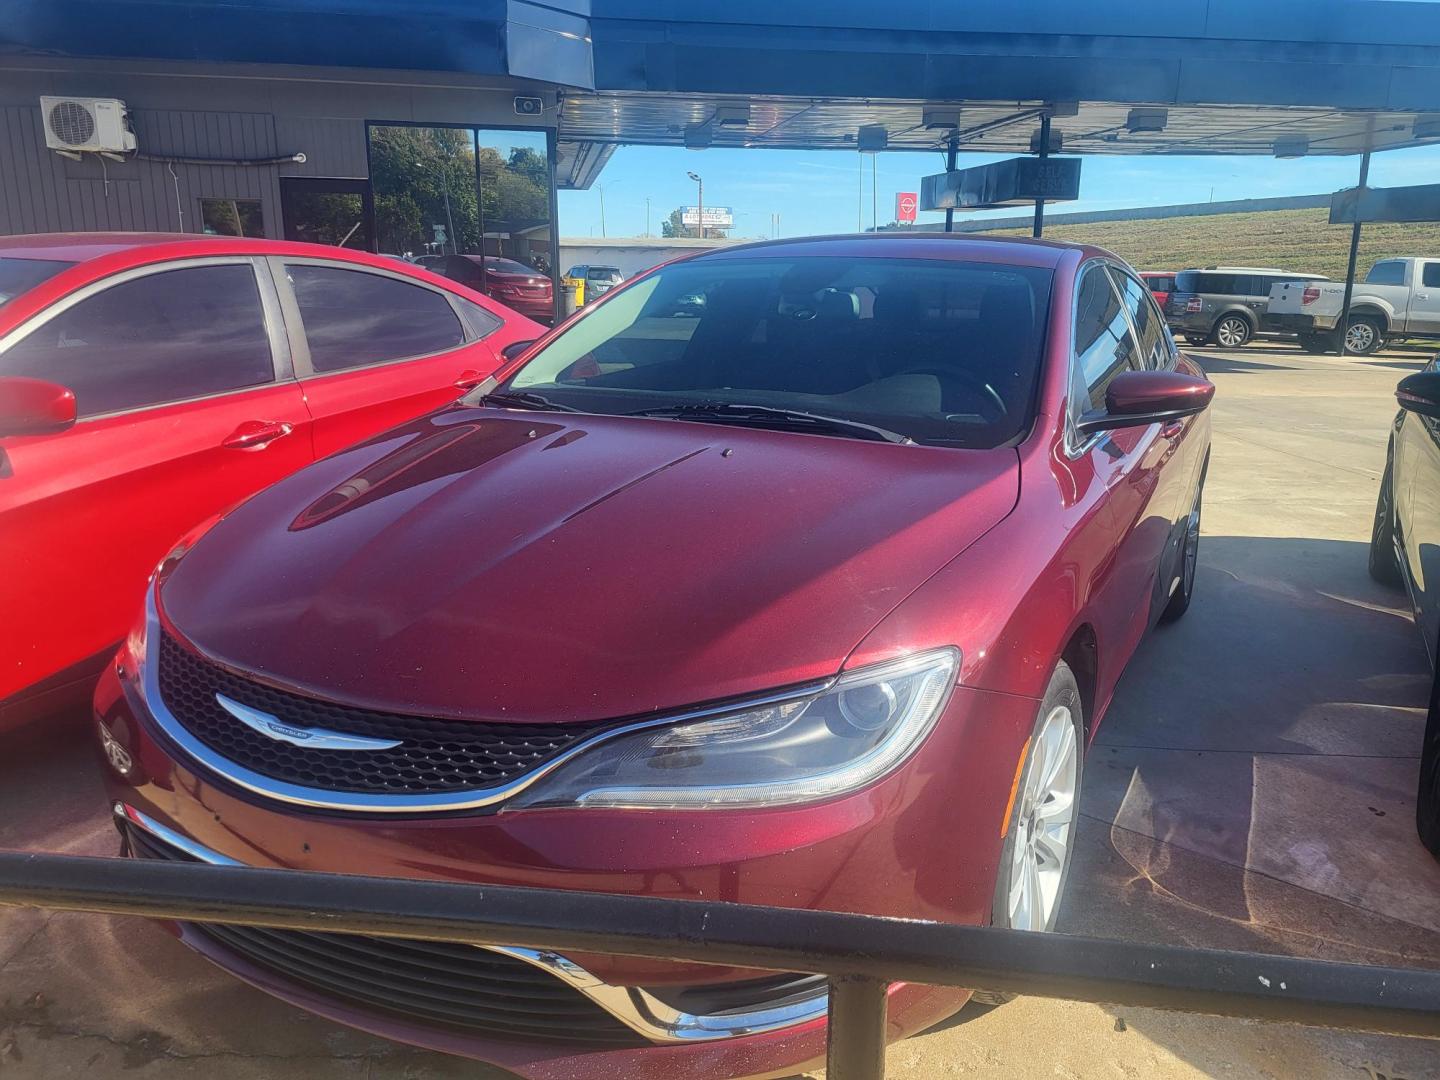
top-left (1214, 306), bottom-right (1257, 332)
top-left (1059, 624), bottom-right (1098, 740)
top-left (1349, 304), bottom-right (1391, 332)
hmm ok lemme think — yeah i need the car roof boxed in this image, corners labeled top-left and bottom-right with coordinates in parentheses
top-left (1199, 265), bottom-right (1325, 277)
top-left (0, 231), bottom-right (216, 261)
top-left (695, 232), bottom-right (1098, 270)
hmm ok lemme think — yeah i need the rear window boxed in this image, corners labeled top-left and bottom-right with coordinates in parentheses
top-left (487, 258), bottom-right (540, 276)
top-left (1367, 261), bottom-right (1407, 286)
top-left (587, 267), bottom-right (623, 282)
top-left (0, 257), bottom-right (76, 307)
top-left (499, 255), bottom-right (1054, 449)
top-left (1144, 275), bottom-right (1175, 293)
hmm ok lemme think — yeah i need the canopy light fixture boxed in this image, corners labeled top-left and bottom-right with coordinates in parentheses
top-left (857, 124), bottom-right (888, 152)
top-left (1273, 136), bottom-right (1309, 158)
top-left (684, 122), bottom-right (713, 149)
top-left (922, 107), bottom-right (963, 130)
top-left (1126, 107), bottom-right (1169, 133)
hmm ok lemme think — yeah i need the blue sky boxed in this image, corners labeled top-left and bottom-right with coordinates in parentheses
top-left (557, 142), bottom-right (1440, 239)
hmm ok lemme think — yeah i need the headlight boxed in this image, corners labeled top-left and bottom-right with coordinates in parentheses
top-left (506, 648), bottom-right (959, 811)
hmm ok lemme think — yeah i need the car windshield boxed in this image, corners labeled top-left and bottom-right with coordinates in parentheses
top-left (0, 257), bottom-right (76, 307)
top-left (493, 255), bottom-right (1053, 448)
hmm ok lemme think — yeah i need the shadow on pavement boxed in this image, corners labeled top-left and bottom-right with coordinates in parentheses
top-left (1058, 533), bottom-right (1440, 1078)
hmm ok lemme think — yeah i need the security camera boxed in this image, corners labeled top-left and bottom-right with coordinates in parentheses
top-left (514, 96), bottom-right (545, 117)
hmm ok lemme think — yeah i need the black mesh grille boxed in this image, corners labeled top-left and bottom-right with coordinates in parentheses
top-left (123, 822), bottom-right (646, 1046)
top-left (156, 630), bottom-right (616, 796)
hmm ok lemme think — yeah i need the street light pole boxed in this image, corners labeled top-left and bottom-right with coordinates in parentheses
top-left (598, 183), bottom-right (607, 238)
top-left (687, 171), bottom-right (704, 239)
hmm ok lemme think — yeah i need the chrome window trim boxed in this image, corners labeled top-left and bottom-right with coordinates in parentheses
top-left (115, 802), bottom-right (830, 1044)
top-left (0, 256), bottom-right (292, 423)
top-left (1064, 258), bottom-right (1138, 460)
top-left (134, 586), bottom-right (835, 815)
top-left (269, 256), bottom-right (475, 380)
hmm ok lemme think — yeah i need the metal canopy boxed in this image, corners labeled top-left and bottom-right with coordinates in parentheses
top-left (557, 93), bottom-right (1440, 163)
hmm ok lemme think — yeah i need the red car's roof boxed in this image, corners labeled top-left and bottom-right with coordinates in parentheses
top-left (702, 232), bottom-right (1103, 269)
top-left (0, 232), bottom-right (217, 261)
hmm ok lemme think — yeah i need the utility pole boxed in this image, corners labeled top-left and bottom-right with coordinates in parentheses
top-left (871, 154), bottom-right (878, 233)
top-left (687, 171), bottom-right (704, 239)
top-left (645, 196), bottom-right (651, 238)
top-left (598, 183), bottom-right (607, 238)
top-left (858, 157), bottom-right (864, 233)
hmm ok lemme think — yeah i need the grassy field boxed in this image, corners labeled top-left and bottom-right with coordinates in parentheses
top-left (986, 207), bottom-right (1440, 279)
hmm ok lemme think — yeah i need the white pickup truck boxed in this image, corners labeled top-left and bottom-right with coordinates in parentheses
top-left (1269, 257), bottom-right (1440, 354)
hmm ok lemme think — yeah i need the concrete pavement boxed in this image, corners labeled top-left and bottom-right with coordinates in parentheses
top-left (4, 343), bottom-right (1440, 1079)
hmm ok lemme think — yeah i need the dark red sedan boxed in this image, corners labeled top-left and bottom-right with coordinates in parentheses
top-left (0, 233), bottom-right (540, 730)
top-left (445, 254), bottom-right (555, 324)
top-left (96, 235), bottom-right (1212, 1079)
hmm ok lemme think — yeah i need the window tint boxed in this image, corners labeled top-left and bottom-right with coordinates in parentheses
top-left (455, 296), bottom-right (503, 339)
top-left (1145, 275), bottom-right (1175, 294)
top-left (287, 265), bottom-right (465, 373)
top-left (0, 257), bottom-right (76, 307)
top-left (1111, 269), bottom-right (1170, 370)
top-left (1424, 263), bottom-right (1440, 289)
top-left (1073, 265), bottom-right (1138, 411)
top-left (1, 264), bottom-right (273, 417)
top-left (500, 256), bottom-right (1054, 449)
top-left (1367, 261), bottom-right (1407, 286)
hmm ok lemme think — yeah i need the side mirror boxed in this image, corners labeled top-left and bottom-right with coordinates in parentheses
top-left (501, 340), bottom-right (535, 362)
top-left (0, 377), bottom-right (77, 437)
top-left (1397, 371), bottom-right (1440, 418)
top-left (1076, 370), bottom-right (1214, 436)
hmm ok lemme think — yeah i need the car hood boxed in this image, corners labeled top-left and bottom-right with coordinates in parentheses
top-left (161, 408), bottom-right (1018, 724)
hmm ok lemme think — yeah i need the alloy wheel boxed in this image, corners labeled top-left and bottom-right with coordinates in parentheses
top-left (1216, 317), bottom-right (1248, 348)
top-left (1346, 320), bottom-right (1376, 354)
top-left (1007, 705), bottom-right (1079, 932)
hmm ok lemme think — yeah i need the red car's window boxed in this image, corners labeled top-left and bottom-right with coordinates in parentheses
top-left (1110, 269), bottom-right (1171, 371)
top-left (1073, 265), bottom-right (1138, 413)
top-left (0, 256), bottom-right (76, 307)
top-left (0, 263), bottom-right (273, 417)
top-left (499, 256), bottom-right (1054, 448)
top-left (286, 264), bottom-right (466, 373)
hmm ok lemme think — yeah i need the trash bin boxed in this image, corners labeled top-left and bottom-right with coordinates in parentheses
top-left (560, 277), bottom-right (584, 318)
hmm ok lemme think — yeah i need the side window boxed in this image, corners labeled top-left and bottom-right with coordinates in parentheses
top-left (1072, 264), bottom-right (1139, 417)
top-left (1111, 268), bottom-right (1170, 370)
top-left (0, 263), bottom-right (273, 417)
top-left (287, 265), bottom-right (465, 373)
top-left (1423, 263), bottom-right (1440, 289)
top-left (1367, 261), bottom-right (1407, 286)
top-left (455, 296), bottom-right (503, 339)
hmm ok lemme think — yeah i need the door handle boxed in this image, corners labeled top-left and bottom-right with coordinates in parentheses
top-left (1417, 293), bottom-right (1430, 301)
top-left (222, 419), bottom-right (293, 450)
top-left (1160, 420), bottom-right (1186, 439)
top-left (454, 369), bottom-right (488, 390)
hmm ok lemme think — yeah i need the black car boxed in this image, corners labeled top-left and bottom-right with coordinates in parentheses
top-left (1166, 266), bottom-right (1327, 348)
top-left (1372, 366), bottom-right (1440, 854)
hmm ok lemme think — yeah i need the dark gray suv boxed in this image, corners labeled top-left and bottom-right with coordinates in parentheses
top-left (1165, 266), bottom-right (1327, 348)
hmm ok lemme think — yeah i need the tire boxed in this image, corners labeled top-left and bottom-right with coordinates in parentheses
top-left (1418, 667), bottom-right (1440, 859)
top-left (1210, 314), bottom-right (1252, 349)
top-left (1299, 333), bottom-right (1331, 355)
top-left (1345, 315), bottom-right (1384, 356)
top-left (1161, 484), bottom-right (1202, 622)
top-left (992, 662), bottom-right (1084, 934)
top-left (1369, 446), bottom-right (1404, 587)
top-left (1185, 335), bottom-right (1209, 348)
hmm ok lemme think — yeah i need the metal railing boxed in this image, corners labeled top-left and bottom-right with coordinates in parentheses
top-left (2, 850), bottom-right (1439, 1079)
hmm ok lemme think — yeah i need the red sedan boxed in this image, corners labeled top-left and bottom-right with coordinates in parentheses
top-left (96, 235), bottom-right (1212, 1078)
top-left (0, 233), bottom-right (540, 730)
top-left (444, 254), bottom-right (555, 324)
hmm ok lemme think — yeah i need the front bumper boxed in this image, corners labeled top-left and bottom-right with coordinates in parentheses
top-left (95, 653), bottom-right (1038, 1078)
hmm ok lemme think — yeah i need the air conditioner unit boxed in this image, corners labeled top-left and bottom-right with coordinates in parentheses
top-left (40, 96), bottom-right (137, 154)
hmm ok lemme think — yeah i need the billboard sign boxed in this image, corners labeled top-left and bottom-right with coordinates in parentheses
top-left (680, 205), bottom-right (734, 228)
top-left (895, 192), bottom-right (918, 223)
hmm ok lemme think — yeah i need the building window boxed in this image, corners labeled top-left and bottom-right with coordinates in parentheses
top-left (201, 198), bottom-right (266, 238)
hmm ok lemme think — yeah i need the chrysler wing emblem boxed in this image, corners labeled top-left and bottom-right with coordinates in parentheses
top-left (215, 693), bottom-right (402, 751)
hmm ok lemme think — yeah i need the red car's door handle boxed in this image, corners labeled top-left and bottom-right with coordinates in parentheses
top-left (454, 369), bottom-right (489, 390)
top-left (1160, 420), bottom-right (1186, 439)
top-left (222, 420), bottom-right (293, 450)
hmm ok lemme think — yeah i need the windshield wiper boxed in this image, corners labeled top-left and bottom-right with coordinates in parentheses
top-left (628, 402), bottom-right (912, 445)
top-left (479, 389), bottom-right (581, 413)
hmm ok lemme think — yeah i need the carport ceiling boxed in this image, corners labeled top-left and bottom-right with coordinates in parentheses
top-left (558, 93), bottom-right (1438, 161)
